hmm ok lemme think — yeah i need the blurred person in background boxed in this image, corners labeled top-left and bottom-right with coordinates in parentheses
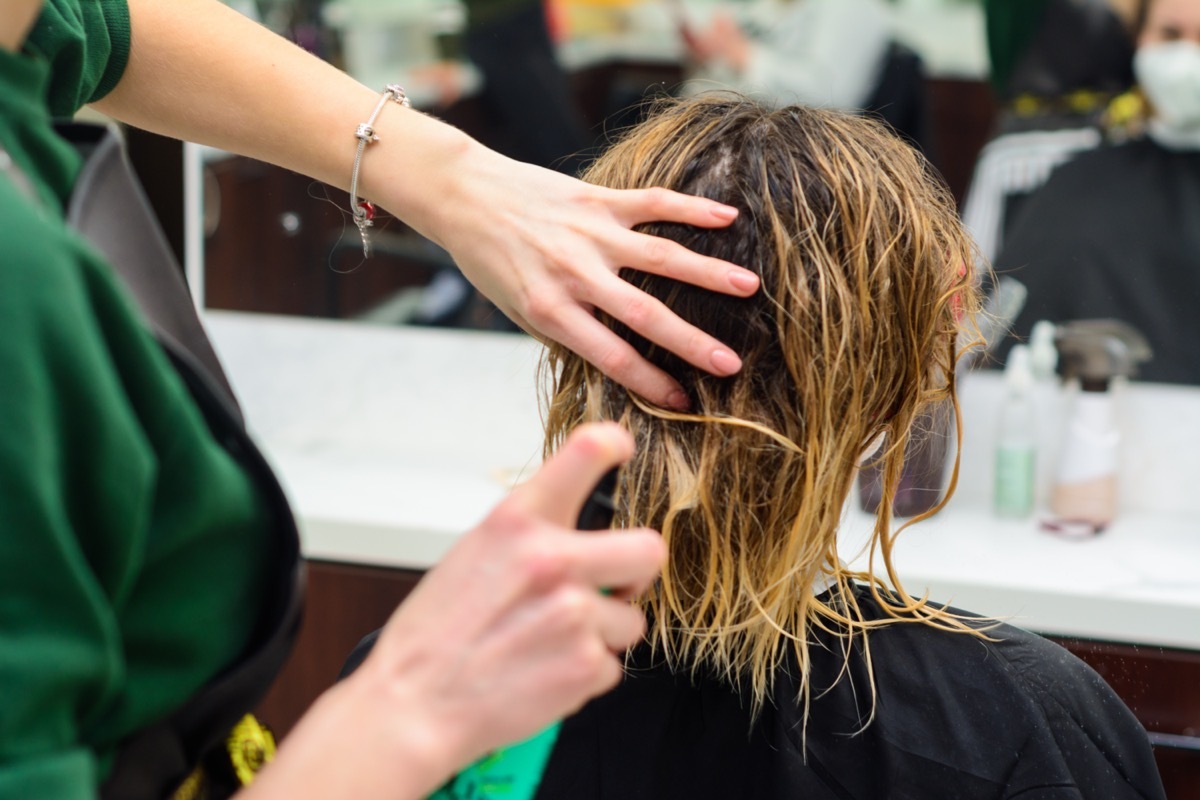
top-left (680, 0), bottom-right (893, 113)
top-left (960, 0), bottom-right (1140, 267)
top-left (678, 0), bottom-right (934, 153)
top-left (461, 0), bottom-right (593, 175)
top-left (995, 0), bottom-right (1200, 384)
top-left (984, 0), bottom-right (1137, 133)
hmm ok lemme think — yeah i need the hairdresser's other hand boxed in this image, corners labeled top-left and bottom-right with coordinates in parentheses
top-left (704, 12), bottom-right (751, 72)
top-left (382, 135), bottom-right (757, 411)
top-left (691, 11), bottom-right (744, 71)
top-left (246, 423), bottom-right (664, 800)
top-left (409, 60), bottom-right (467, 109)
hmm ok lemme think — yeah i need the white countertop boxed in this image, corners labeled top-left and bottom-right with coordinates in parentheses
top-left (206, 311), bottom-right (546, 568)
top-left (205, 311), bottom-right (1200, 650)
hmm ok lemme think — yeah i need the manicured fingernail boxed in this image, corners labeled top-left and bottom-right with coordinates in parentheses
top-left (667, 390), bottom-right (691, 411)
top-left (728, 269), bottom-right (759, 293)
top-left (711, 205), bottom-right (738, 221)
top-left (711, 348), bottom-right (742, 375)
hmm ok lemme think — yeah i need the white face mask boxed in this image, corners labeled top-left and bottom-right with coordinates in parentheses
top-left (1134, 40), bottom-right (1200, 150)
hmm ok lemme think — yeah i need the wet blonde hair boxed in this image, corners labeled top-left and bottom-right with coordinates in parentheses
top-left (542, 96), bottom-right (984, 721)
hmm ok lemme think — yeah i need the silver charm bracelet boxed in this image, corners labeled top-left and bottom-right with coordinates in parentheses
top-left (350, 84), bottom-right (411, 258)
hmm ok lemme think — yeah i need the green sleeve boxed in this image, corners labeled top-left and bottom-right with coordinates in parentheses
top-left (0, 168), bottom-right (270, 798)
top-left (25, 0), bottom-right (131, 116)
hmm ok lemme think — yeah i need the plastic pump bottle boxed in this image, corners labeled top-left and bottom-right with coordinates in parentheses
top-left (1047, 320), bottom-right (1151, 535)
top-left (995, 345), bottom-right (1037, 517)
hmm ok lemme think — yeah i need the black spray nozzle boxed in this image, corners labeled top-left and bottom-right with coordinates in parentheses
top-left (1054, 319), bottom-right (1152, 390)
top-left (576, 467), bottom-right (619, 531)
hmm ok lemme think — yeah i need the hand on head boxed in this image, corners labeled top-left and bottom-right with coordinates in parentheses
top-left (402, 143), bottom-right (758, 411)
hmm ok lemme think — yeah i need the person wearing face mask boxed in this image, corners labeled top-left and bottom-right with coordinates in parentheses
top-left (1135, 7), bottom-right (1200, 147)
top-left (995, 0), bottom-right (1200, 385)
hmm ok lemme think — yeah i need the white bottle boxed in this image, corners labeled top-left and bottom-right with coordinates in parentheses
top-left (994, 345), bottom-right (1037, 518)
top-left (1050, 385), bottom-right (1120, 531)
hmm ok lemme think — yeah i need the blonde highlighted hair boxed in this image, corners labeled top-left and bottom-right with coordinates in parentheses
top-left (542, 96), bottom-right (985, 721)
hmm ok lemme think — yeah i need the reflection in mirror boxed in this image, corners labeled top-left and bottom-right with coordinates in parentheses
top-left (982, 0), bottom-right (1200, 387)
top-left (188, 0), bottom-right (994, 332)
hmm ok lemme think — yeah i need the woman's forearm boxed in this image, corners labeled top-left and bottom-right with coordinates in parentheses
top-left (235, 677), bottom-right (456, 800)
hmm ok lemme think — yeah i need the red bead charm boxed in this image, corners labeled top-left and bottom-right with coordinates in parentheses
top-left (357, 200), bottom-right (377, 221)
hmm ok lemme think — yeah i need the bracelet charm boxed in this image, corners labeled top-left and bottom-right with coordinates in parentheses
top-left (349, 84), bottom-right (411, 258)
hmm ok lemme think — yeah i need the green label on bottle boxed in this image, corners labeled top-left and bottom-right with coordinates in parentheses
top-left (429, 722), bottom-right (561, 800)
top-left (994, 445), bottom-right (1035, 517)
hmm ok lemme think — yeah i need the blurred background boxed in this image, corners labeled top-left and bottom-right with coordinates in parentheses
top-left (127, 0), bottom-right (1160, 342)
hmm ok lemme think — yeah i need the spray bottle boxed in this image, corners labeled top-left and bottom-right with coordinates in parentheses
top-left (1046, 320), bottom-right (1151, 535)
top-left (994, 344), bottom-right (1036, 517)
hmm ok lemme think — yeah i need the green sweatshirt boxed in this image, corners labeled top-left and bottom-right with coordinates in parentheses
top-left (0, 2), bottom-right (271, 797)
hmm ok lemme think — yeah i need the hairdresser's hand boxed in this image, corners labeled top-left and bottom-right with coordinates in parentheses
top-left (700, 12), bottom-right (751, 72)
top-left (705, 13), bottom-right (744, 72)
top-left (382, 134), bottom-right (758, 411)
top-left (246, 424), bottom-right (664, 800)
top-left (409, 60), bottom-right (468, 109)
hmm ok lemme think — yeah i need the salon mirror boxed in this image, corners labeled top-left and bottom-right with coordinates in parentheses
top-left (185, 0), bottom-right (995, 332)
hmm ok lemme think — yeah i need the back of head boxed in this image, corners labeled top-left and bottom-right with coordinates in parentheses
top-left (542, 95), bottom-right (980, 715)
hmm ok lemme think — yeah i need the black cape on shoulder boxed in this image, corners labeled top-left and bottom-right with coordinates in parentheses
top-left (535, 586), bottom-right (1164, 799)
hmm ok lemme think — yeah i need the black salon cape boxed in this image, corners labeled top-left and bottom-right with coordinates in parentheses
top-left (533, 586), bottom-right (1164, 800)
top-left (996, 137), bottom-right (1200, 384)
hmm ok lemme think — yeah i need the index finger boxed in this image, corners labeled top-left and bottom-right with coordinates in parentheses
top-left (605, 187), bottom-right (759, 294)
top-left (557, 529), bottom-right (666, 597)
